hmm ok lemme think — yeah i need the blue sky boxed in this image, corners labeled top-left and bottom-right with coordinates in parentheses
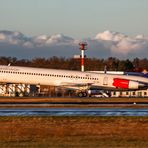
top-left (0, 0), bottom-right (148, 59)
top-left (0, 0), bottom-right (148, 38)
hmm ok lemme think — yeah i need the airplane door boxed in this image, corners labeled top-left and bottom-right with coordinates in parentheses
top-left (103, 77), bottom-right (108, 85)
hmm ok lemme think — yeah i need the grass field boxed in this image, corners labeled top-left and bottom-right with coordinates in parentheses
top-left (0, 116), bottom-right (148, 147)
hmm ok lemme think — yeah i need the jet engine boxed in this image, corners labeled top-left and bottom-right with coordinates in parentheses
top-left (113, 78), bottom-right (145, 89)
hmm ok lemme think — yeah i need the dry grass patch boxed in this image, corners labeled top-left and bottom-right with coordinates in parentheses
top-left (0, 116), bottom-right (148, 147)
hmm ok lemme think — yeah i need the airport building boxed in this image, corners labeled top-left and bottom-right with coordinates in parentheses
top-left (0, 84), bottom-right (39, 97)
top-left (111, 89), bottom-right (148, 98)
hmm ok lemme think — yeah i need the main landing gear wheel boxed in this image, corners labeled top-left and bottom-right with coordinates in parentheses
top-left (78, 92), bottom-right (88, 97)
top-left (83, 92), bottom-right (87, 97)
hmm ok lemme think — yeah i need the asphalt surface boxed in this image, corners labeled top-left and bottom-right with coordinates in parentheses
top-left (0, 98), bottom-right (148, 116)
top-left (0, 101), bottom-right (148, 108)
top-left (0, 101), bottom-right (148, 105)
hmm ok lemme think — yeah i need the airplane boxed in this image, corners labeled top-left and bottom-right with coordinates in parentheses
top-left (89, 71), bottom-right (148, 78)
top-left (0, 65), bottom-right (148, 97)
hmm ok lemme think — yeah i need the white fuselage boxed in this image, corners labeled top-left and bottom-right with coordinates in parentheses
top-left (0, 65), bottom-right (148, 90)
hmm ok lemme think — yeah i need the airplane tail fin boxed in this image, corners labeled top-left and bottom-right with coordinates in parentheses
top-left (142, 69), bottom-right (148, 78)
top-left (126, 70), bottom-right (148, 78)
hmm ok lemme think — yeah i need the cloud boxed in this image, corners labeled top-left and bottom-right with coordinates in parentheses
top-left (33, 34), bottom-right (75, 46)
top-left (95, 30), bottom-right (126, 41)
top-left (0, 30), bottom-right (79, 58)
top-left (0, 31), bottom-right (27, 45)
top-left (0, 30), bottom-right (148, 59)
top-left (94, 30), bottom-right (148, 57)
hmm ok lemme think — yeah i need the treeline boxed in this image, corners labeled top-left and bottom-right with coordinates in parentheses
top-left (0, 56), bottom-right (148, 72)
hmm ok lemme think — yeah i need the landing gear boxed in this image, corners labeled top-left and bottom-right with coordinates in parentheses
top-left (83, 92), bottom-right (87, 97)
top-left (77, 90), bottom-right (111, 98)
top-left (87, 89), bottom-right (111, 98)
top-left (77, 91), bottom-right (88, 97)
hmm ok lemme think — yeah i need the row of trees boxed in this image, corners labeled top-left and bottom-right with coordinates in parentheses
top-left (0, 56), bottom-right (148, 72)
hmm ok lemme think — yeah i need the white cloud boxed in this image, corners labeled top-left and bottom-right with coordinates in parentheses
top-left (32, 33), bottom-right (75, 47)
top-left (23, 41), bottom-right (34, 48)
top-left (94, 30), bottom-right (148, 57)
top-left (0, 31), bottom-right (28, 45)
top-left (45, 34), bottom-right (74, 45)
top-left (0, 33), bottom-right (6, 40)
top-left (0, 30), bottom-right (148, 59)
top-left (95, 30), bottom-right (126, 41)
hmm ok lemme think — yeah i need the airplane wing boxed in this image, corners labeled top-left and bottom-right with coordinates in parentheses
top-left (60, 82), bottom-right (93, 87)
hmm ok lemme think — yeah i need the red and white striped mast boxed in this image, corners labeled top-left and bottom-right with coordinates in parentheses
top-left (79, 42), bottom-right (87, 72)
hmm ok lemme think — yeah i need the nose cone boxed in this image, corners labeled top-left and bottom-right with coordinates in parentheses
top-left (138, 83), bottom-right (147, 89)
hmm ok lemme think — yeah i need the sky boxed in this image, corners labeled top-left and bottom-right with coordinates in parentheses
top-left (0, 0), bottom-right (148, 59)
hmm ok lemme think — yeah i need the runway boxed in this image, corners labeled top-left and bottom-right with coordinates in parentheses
top-left (0, 97), bottom-right (148, 116)
top-left (0, 101), bottom-right (148, 105)
top-left (0, 101), bottom-right (148, 106)
top-left (0, 101), bottom-right (148, 108)
top-left (0, 108), bottom-right (148, 116)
